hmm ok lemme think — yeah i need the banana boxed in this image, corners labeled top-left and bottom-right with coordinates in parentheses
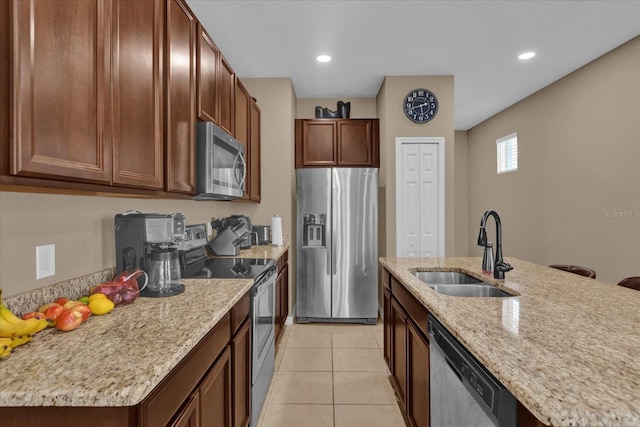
top-left (0, 337), bottom-right (13, 347)
top-left (8, 334), bottom-right (33, 348)
top-left (0, 345), bottom-right (11, 359)
top-left (0, 309), bottom-right (43, 337)
top-left (0, 304), bottom-right (23, 324)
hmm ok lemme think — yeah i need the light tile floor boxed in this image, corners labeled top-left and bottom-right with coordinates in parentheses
top-left (256, 322), bottom-right (407, 427)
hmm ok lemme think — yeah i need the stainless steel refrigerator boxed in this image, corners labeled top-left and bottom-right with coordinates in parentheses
top-left (296, 168), bottom-right (378, 324)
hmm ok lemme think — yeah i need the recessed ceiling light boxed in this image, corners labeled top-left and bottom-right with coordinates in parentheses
top-left (316, 55), bottom-right (331, 63)
top-left (518, 52), bottom-right (536, 60)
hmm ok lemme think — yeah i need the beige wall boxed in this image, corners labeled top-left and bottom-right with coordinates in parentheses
top-left (0, 77), bottom-right (297, 298)
top-left (454, 130), bottom-right (470, 256)
top-left (376, 76), bottom-right (456, 258)
top-left (296, 97), bottom-right (377, 119)
top-left (467, 37), bottom-right (640, 283)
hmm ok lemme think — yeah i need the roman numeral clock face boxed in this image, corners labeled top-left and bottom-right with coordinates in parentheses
top-left (404, 89), bottom-right (438, 123)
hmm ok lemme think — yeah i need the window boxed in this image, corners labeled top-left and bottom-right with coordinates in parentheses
top-left (497, 133), bottom-right (518, 174)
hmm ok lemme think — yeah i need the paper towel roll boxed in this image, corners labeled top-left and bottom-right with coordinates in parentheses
top-left (271, 215), bottom-right (284, 246)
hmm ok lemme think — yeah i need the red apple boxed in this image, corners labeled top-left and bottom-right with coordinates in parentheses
top-left (69, 303), bottom-right (91, 322)
top-left (38, 303), bottom-right (64, 321)
top-left (55, 309), bottom-right (83, 331)
top-left (22, 311), bottom-right (47, 320)
top-left (63, 300), bottom-right (81, 310)
top-left (54, 297), bottom-right (70, 306)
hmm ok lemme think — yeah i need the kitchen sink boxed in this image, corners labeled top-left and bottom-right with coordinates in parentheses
top-left (413, 271), bottom-right (484, 284)
top-left (427, 284), bottom-right (513, 298)
top-left (412, 271), bottom-right (514, 297)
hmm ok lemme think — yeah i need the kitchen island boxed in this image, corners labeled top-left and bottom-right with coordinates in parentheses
top-left (380, 257), bottom-right (640, 427)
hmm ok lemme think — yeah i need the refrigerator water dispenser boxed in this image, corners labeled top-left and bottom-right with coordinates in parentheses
top-left (303, 214), bottom-right (325, 247)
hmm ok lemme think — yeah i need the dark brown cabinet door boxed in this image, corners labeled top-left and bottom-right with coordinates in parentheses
top-left (337, 120), bottom-right (379, 167)
top-left (196, 23), bottom-right (218, 123)
top-left (235, 78), bottom-right (250, 200)
top-left (112, 0), bottom-right (164, 189)
top-left (10, 0), bottom-right (112, 183)
top-left (232, 320), bottom-right (251, 427)
top-left (249, 99), bottom-right (261, 202)
top-left (200, 346), bottom-right (232, 427)
top-left (166, 0), bottom-right (196, 194)
top-left (391, 298), bottom-right (408, 410)
top-left (172, 391), bottom-right (200, 427)
top-left (295, 120), bottom-right (337, 167)
top-left (280, 263), bottom-right (289, 329)
top-left (383, 288), bottom-right (392, 369)
top-left (407, 321), bottom-right (430, 427)
top-left (217, 55), bottom-right (235, 136)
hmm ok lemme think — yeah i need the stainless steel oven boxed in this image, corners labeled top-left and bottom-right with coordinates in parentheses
top-left (250, 263), bottom-right (277, 427)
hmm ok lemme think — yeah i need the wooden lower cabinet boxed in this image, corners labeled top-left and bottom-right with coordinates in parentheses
top-left (199, 346), bottom-right (232, 427)
top-left (383, 287), bottom-right (392, 368)
top-left (172, 391), bottom-right (200, 427)
top-left (275, 250), bottom-right (289, 345)
top-left (232, 320), bottom-right (251, 427)
top-left (391, 297), bottom-right (408, 411)
top-left (407, 322), bottom-right (430, 427)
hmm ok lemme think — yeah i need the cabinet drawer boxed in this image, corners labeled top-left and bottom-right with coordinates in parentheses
top-left (391, 277), bottom-right (429, 337)
top-left (231, 292), bottom-right (250, 336)
top-left (141, 313), bottom-right (231, 427)
top-left (382, 269), bottom-right (391, 291)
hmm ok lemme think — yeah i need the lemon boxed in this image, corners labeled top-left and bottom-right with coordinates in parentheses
top-left (88, 293), bottom-right (107, 303)
top-left (88, 298), bottom-right (115, 315)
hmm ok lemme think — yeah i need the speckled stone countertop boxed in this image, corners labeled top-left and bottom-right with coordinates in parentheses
top-left (0, 278), bottom-right (253, 407)
top-left (379, 257), bottom-right (640, 427)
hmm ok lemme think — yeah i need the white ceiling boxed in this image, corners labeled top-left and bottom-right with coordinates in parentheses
top-left (186, 0), bottom-right (640, 130)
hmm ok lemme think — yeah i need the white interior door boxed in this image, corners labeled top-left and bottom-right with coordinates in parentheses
top-left (396, 137), bottom-right (445, 257)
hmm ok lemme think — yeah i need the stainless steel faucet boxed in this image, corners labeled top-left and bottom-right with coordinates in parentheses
top-left (477, 210), bottom-right (513, 279)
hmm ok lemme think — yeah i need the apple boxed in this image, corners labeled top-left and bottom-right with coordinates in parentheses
top-left (69, 303), bottom-right (91, 322)
top-left (38, 303), bottom-right (64, 321)
top-left (55, 309), bottom-right (83, 331)
top-left (54, 297), bottom-right (70, 306)
top-left (22, 311), bottom-right (47, 320)
top-left (63, 300), bottom-right (81, 310)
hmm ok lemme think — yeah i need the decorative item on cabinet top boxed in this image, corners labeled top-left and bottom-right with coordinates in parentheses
top-left (315, 101), bottom-right (351, 119)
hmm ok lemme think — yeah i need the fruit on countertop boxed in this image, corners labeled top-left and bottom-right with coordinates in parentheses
top-left (78, 295), bottom-right (90, 304)
top-left (38, 302), bottom-right (64, 321)
top-left (0, 289), bottom-right (49, 359)
top-left (55, 309), bottom-right (83, 332)
top-left (21, 311), bottom-right (47, 320)
top-left (88, 293), bottom-right (107, 302)
top-left (88, 298), bottom-right (115, 315)
top-left (54, 297), bottom-right (70, 306)
top-left (69, 303), bottom-right (92, 321)
top-left (91, 273), bottom-right (141, 307)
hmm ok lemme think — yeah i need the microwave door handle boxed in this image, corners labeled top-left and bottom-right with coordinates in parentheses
top-left (234, 152), bottom-right (247, 188)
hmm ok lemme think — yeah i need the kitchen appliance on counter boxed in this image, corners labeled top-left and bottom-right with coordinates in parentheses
top-left (428, 315), bottom-right (516, 426)
top-left (296, 168), bottom-right (378, 324)
top-left (114, 211), bottom-right (186, 297)
top-left (209, 215), bottom-right (253, 256)
top-left (176, 224), bottom-right (209, 277)
top-left (194, 122), bottom-right (246, 201)
top-left (252, 225), bottom-right (271, 245)
top-left (183, 258), bottom-right (277, 427)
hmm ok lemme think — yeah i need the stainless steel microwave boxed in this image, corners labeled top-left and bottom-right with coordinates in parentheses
top-left (194, 122), bottom-right (246, 200)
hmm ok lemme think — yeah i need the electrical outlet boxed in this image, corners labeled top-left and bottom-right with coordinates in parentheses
top-left (36, 244), bottom-right (55, 279)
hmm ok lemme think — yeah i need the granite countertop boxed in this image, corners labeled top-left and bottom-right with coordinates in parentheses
top-left (379, 257), bottom-right (640, 427)
top-left (0, 241), bottom-right (290, 408)
top-left (0, 278), bottom-right (253, 407)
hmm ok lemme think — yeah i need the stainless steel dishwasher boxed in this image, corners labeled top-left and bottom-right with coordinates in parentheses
top-left (428, 316), bottom-right (516, 426)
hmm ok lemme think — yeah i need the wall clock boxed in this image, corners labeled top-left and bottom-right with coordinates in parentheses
top-left (404, 88), bottom-right (438, 124)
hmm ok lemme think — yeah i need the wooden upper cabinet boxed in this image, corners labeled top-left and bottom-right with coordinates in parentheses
top-left (10, 0), bottom-right (112, 184)
top-left (249, 98), bottom-right (261, 202)
top-left (337, 120), bottom-right (379, 166)
top-left (295, 119), bottom-right (379, 168)
top-left (111, 0), bottom-right (164, 190)
top-left (235, 78), bottom-right (250, 200)
top-left (217, 55), bottom-right (235, 136)
top-left (165, 0), bottom-right (196, 194)
top-left (295, 120), bottom-right (337, 167)
top-left (196, 23), bottom-right (218, 123)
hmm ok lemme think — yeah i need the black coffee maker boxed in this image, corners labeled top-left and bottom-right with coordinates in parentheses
top-left (114, 211), bottom-right (186, 297)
